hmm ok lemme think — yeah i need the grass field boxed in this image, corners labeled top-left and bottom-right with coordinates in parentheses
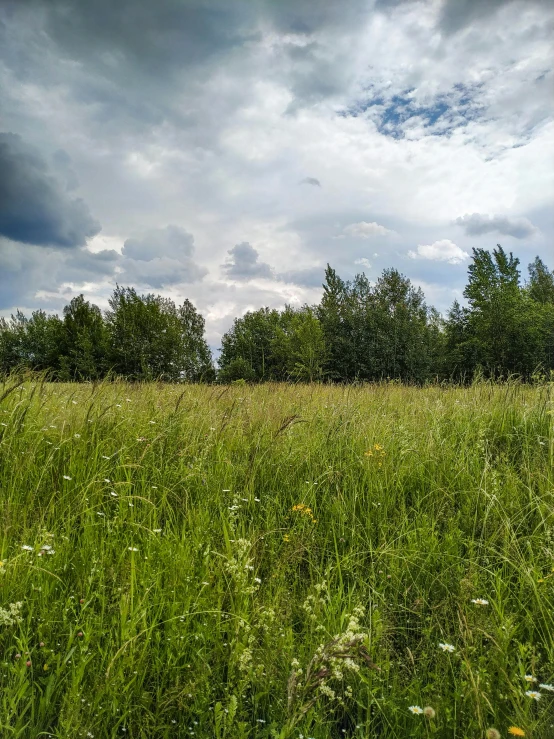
top-left (0, 378), bottom-right (553, 738)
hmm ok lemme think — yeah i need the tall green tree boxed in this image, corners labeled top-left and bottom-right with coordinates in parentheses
top-left (0, 310), bottom-right (63, 374)
top-left (105, 287), bottom-right (213, 381)
top-left (270, 306), bottom-right (327, 382)
top-left (218, 308), bottom-right (282, 382)
top-left (527, 256), bottom-right (554, 304)
top-left (177, 299), bottom-right (215, 382)
top-left (462, 245), bottom-right (533, 377)
top-left (59, 295), bottom-right (108, 380)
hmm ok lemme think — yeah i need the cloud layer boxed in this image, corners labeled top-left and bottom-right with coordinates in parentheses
top-left (454, 213), bottom-right (539, 239)
top-left (0, 0), bottom-right (552, 346)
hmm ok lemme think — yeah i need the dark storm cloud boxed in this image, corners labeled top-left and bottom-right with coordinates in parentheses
top-left (0, 133), bottom-right (101, 248)
top-left (454, 213), bottom-right (538, 239)
top-left (222, 242), bottom-right (275, 280)
top-left (120, 226), bottom-right (208, 287)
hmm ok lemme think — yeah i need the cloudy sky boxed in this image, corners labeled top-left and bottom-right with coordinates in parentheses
top-left (1, 0), bottom-right (553, 349)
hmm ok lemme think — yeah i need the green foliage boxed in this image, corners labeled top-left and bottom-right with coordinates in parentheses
top-left (0, 379), bottom-right (552, 737)
top-left (0, 289), bottom-right (214, 382)
top-left (1, 248), bottom-right (553, 385)
top-left (444, 246), bottom-right (554, 380)
top-left (59, 295), bottom-right (108, 380)
top-left (218, 306), bottom-right (326, 382)
top-left (317, 265), bottom-right (438, 382)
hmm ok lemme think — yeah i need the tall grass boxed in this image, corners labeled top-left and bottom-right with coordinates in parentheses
top-left (0, 378), bottom-right (552, 738)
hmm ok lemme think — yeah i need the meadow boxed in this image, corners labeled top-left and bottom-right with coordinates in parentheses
top-left (0, 377), bottom-right (552, 739)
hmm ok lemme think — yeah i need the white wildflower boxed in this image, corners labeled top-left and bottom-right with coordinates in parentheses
top-left (0, 602), bottom-right (23, 626)
top-left (409, 706), bottom-right (424, 715)
top-left (128, 547), bottom-right (138, 552)
top-left (471, 598), bottom-right (489, 605)
top-left (439, 642), bottom-right (456, 653)
top-left (524, 675), bottom-right (537, 683)
top-left (63, 475), bottom-right (72, 480)
top-left (525, 690), bottom-right (541, 700)
top-left (539, 683), bottom-right (554, 692)
top-left (21, 545), bottom-right (33, 551)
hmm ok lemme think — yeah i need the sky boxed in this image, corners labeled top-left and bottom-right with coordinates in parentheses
top-left (1, 0), bottom-right (553, 350)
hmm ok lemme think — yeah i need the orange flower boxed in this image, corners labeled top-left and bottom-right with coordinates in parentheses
top-left (508, 728), bottom-right (525, 737)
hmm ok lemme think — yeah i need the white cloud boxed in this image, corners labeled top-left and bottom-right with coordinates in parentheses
top-left (340, 222), bottom-right (394, 239)
top-left (408, 240), bottom-right (470, 265)
top-left (354, 258), bottom-right (371, 269)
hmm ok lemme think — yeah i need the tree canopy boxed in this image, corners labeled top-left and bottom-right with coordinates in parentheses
top-left (1, 247), bottom-right (553, 382)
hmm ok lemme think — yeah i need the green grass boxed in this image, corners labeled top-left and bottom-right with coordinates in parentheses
top-left (0, 378), bottom-right (553, 738)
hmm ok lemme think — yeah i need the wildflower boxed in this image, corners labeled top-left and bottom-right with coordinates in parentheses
top-left (63, 475), bottom-right (72, 481)
top-left (539, 683), bottom-right (554, 692)
top-left (102, 455), bottom-right (111, 460)
top-left (283, 534), bottom-right (290, 542)
top-left (254, 577), bottom-right (262, 584)
top-left (508, 728), bottom-right (525, 737)
top-left (409, 706), bottom-right (424, 714)
top-left (26, 660), bottom-right (31, 667)
top-left (471, 598), bottom-right (489, 605)
top-left (423, 706), bottom-right (435, 719)
top-left (74, 434), bottom-right (81, 438)
top-left (110, 491), bottom-right (118, 497)
top-left (486, 730), bottom-right (501, 739)
top-left (14, 653), bottom-right (21, 660)
top-left (97, 512), bottom-right (105, 517)
top-left (21, 545), bottom-right (33, 551)
top-left (525, 690), bottom-right (541, 700)
top-left (128, 547), bottom-right (138, 552)
top-left (43, 663), bottom-right (49, 670)
top-left (39, 642), bottom-right (45, 647)
top-left (103, 478), bottom-right (111, 483)
top-left (153, 529), bottom-right (162, 533)
top-left (524, 674), bottom-right (537, 683)
top-left (77, 631), bottom-right (83, 637)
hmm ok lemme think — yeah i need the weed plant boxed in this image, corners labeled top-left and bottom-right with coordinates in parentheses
top-left (0, 377), bottom-right (552, 738)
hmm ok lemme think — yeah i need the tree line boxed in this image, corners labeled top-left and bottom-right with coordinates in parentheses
top-left (1, 246), bottom-right (553, 382)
